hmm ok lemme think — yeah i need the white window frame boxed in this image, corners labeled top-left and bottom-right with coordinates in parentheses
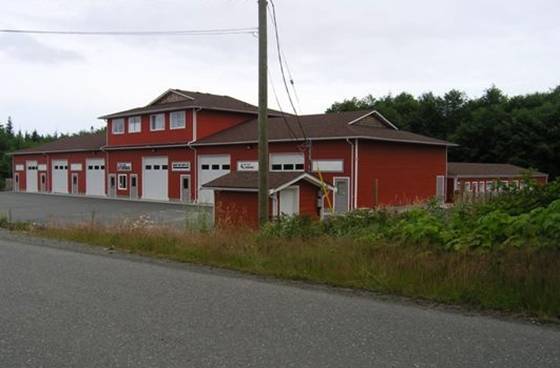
top-left (472, 182), bottom-right (478, 192)
top-left (464, 182), bottom-right (472, 192)
top-left (333, 176), bottom-right (350, 214)
top-left (150, 113), bottom-right (165, 131)
top-left (312, 160), bottom-right (344, 173)
top-left (118, 174), bottom-right (128, 190)
top-left (479, 181), bottom-right (486, 193)
top-left (112, 118), bottom-right (125, 135)
top-left (170, 111), bottom-right (186, 130)
top-left (270, 153), bottom-right (305, 172)
top-left (128, 116), bottom-right (141, 133)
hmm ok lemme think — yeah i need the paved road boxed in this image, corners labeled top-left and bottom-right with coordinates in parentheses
top-left (0, 192), bottom-right (212, 228)
top-left (0, 236), bottom-right (559, 368)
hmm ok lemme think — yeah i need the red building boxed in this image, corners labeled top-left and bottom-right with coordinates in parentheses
top-left (11, 88), bottom-right (455, 219)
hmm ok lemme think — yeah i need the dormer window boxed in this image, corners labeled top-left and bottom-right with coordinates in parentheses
top-left (128, 116), bottom-right (141, 133)
top-left (112, 118), bottom-right (125, 134)
top-left (170, 111), bottom-right (186, 129)
top-left (150, 113), bottom-right (165, 131)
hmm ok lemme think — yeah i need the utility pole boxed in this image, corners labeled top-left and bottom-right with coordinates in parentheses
top-left (258, 0), bottom-right (269, 226)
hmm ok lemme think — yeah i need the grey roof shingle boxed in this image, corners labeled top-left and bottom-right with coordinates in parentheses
top-left (447, 162), bottom-right (547, 177)
top-left (193, 110), bottom-right (455, 147)
top-left (99, 89), bottom-right (286, 119)
top-left (10, 132), bottom-right (106, 155)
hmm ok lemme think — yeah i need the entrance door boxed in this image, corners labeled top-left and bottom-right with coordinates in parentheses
top-left (26, 160), bottom-right (38, 192)
top-left (279, 186), bottom-right (299, 216)
top-left (39, 173), bottom-right (47, 192)
top-left (86, 159), bottom-right (105, 196)
top-left (130, 174), bottom-right (138, 199)
top-left (14, 173), bottom-right (19, 192)
top-left (197, 155), bottom-right (230, 204)
top-left (142, 157), bottom-right (168, 201)
top-left (180, 175), bottom-right (191, 203)
top-left (71, 173), bottom-right (79, 194)
top-left (108, 174), bottom-right (117, 198)
top-left (334, 177), bottom-right (350, 214)
top-left (52, 160), bottom-right (68, 194)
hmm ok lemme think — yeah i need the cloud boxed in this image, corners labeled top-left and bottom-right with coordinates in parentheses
top-left (0, 34), bottom-right (83, 64)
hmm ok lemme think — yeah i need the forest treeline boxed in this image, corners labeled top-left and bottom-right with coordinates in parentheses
top-left (1, 86), bottom-right (559, 188)
top-left (327, 86), bottom-right (560, 178)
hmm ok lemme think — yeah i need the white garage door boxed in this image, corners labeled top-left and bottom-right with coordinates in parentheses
top-left (26, 160), bottom-right (38, 193)
top-left (142, 157), bottom-right (168, 201)
top-left (198, 155), bottom-right (230, 204)
top-left (86, 159), bottom-right (106, 196)
top-left (52, 160), bottom-right (68, 194)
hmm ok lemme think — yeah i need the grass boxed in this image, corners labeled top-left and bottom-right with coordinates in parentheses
top-left (4, 220), bottom-right (558, 321)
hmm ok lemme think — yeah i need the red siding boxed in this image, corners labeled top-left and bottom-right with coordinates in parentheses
top-left (214, 191), bottom-right (271, 229)
top-left (13, 154), bottom-right (47, 192)
top-left (196, 110), bottom-right (254, 140)
top-left (107, 148), bottom-right (195, 200)
top-left (107, 110), bottom-right (194, 147)
top-left (358, 141), bottom-right (447, 207)
top-left (298, 181), bottom-right (320, 219)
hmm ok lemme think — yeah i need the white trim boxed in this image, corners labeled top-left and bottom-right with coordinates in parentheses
top-left (180, 174), bottom-right (191, 202)
top-left (449, 174), bottom-right (547, 179)
top-left (279, 185), bottom-right (300, 216)
top-left (312, 159), bottom-right (344, 173)
top-left (111, 118), bottom-right (125, 135)
top-left (210, 187), bottom-right (259, 192)
top-left (103, 143), bottom-right (189, 151)
top-left (170, 110), bottom-right (186, 130)
top-left (192, 135), bottom-right (455, 147)
top-left (128, 116), bottom-right (142, 134)
top-left (147, 88), bottom-right (195, 106)
top-left (333, 176), bottom-right (350, 213)
top-left (346, 110), bottom-right (399, 130)
top-left (270, 173), bottom-right (334, 194)
top-left (149, 113), bottom-right (165, 131)
top-left (117, 173), bottom-right (128, 190)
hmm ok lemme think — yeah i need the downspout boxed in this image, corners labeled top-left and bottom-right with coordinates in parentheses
top-left (188, 107), bottom-right (202, 202)
top-left (354, 138), bottom-right (359, 209)
top-left (346, 139), bottom-right (354, 210)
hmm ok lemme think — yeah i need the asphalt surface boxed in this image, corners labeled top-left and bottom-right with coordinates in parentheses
top-left (0, 192), bottom-right (212, 228)
top-left (0, 234), bottom-right (559, 368)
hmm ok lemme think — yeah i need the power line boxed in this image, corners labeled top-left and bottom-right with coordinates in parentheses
top-left (268, 0), bottom-right (308, 143)
top-left (268, 69), bottom-right (299, 141)
top-left (0, 27), bottom-right (257, 36)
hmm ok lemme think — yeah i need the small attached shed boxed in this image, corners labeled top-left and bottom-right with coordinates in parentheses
top-left (202, 171), bottom-right (334, 228)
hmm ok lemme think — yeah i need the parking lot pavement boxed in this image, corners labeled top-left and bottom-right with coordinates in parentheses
top-left (0, 192), bottom-right (212, 228)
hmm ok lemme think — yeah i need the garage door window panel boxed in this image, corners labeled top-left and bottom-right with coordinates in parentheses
top-left (270, 153), bottom-right (304, 172)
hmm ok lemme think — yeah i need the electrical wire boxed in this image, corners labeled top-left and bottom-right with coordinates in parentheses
top-left (0, 27), bottom-right (257, 36)
top-left (268, 69), bottom-right (299, 141)
top-left (268, 0), bottom-right (308, 144)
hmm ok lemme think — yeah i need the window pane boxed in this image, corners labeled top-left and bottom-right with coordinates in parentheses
top-left (170, 111), bottom-right (186, 129)
top-left (222, 164), bottom-right (230, 170)
top-left (154, 165), bottom-right (160, 170)
top-left (162, 165), bottom-right (168, 170)
top-left (271, 164), bottom-right (282, 171)
top-left (145, 165), bottom-right (152, 170)
top-left (112, 118), bottom-right (124, 134)
top-left (150, 114), bottom-right (164, 130)
top-left (283, 164), bottom-right (294, 170)
top-left (295, 163), bottom-right (304, 170)
top-left (202, 164), bottom-right (209, 170)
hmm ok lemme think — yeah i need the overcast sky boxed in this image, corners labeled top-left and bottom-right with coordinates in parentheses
top-left (1, 0), bottom-right (559, 134)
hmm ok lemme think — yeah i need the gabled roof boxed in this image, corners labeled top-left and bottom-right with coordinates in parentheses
top-left (193, 110), bottom-right (455, 147)
top-left (99, 89), bottom-right (287, 119)
top-left (202, 171), bottom-right (334, 194)
top-left (10, 132), bottom-right (106, 155)
top-left (448, 162), bottom-right (548, 177)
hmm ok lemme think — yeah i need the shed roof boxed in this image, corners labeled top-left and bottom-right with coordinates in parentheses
top-left (193, 110), bottom-right (455, 147)
top-left (448, 162), bottom-right (547, 178)
top-left (202, 171), bottom-right (333, 194)
top-left (99, 89), bottom-right (286, 119)
top-left (10, 132), bottom-right (106, 155)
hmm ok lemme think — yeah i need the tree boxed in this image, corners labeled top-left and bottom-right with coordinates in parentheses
top-left (327, 85), bottom-right (560, 179)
